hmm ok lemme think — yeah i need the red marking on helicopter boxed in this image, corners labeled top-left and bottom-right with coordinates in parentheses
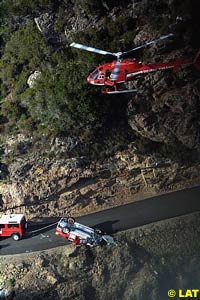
top-left (70, 34), bottom-right (200, 94)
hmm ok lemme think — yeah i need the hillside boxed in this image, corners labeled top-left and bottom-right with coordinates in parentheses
top-left (1, 0), bottom-right (200, 299)
top-left (0, 0), bottom-right (200, 218)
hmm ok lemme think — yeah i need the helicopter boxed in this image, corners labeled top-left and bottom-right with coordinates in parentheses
top-left (70, 33), bottom-right (200, 94)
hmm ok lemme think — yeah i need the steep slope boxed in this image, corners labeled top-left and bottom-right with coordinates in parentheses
top-left (0, 0), bottom-right (200, 217)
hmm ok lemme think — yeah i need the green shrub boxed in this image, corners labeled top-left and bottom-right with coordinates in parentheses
top-left (71, 0), bottom-right (106, 16)
top-left (0, 0), bottom-right (54, 18)
top-left (1, 21), bottom-right (49, 97)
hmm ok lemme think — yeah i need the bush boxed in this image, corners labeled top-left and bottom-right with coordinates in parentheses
top-left (20, 60), bottom-right (109, 136)
top-left (1, 21), bottom-right (50, 97)
top-left (71, 0), bottom-right (106, 16)
top-left (0, 0), bottom-right (54, 18)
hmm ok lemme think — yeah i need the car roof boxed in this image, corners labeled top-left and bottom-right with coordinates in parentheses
top-left (0, 214), bottom-right (25, 224)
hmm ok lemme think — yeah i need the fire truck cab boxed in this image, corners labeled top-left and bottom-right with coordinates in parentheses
top-left (0, 214), bottom-right (27, 241)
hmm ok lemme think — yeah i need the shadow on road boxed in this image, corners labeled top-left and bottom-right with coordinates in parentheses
top-left (0, 243), bottom-right (10, 250)
top-left (93, 219), bottom-right (120, 234)
top-left (25, 223), bottom-right (57, 238)
top-left (28, 217), bottom-right (59, 226)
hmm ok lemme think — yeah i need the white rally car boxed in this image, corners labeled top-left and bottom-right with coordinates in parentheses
top-left (55, 216), bottom-right (115, 246)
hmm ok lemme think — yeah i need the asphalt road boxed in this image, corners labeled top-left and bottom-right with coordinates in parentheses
top-left (0, 186), bottom-right (200, 255)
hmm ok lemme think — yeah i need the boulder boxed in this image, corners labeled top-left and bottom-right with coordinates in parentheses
top-left (27, 71), bottom-right (41, 88)
top-left (3, 133), bottom-right (32, 155)
top-left (34, 13), bottom-right (54, 35)
top-left (50, 136), bottom-right (81, 154)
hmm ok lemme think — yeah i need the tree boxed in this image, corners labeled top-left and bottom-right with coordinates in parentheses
top-left (21, 60), bottom-right (109, 136)
top-left (1, 21), bottom-right (49, 97)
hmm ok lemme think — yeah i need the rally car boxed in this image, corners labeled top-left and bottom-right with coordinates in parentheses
top-left (55, 216), bottom-right (115, 246)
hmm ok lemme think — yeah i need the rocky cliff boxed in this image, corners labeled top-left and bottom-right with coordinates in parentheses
top-left (1, 134), bottom-right (200, 219)
top-left (1, 1), bottom-right (200, 300)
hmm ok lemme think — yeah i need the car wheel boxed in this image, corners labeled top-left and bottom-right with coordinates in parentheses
top-left (12, 233), bottom-right (20, 241)
top-left (62, 227), bottom-right (70, 234)
top-left (67, 217), bottom-right (75, 224)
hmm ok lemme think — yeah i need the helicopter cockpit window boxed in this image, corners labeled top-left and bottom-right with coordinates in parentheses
top-left (90, 70), bottom-right (98, 80)
top-left (106, 69), bottom-right (111, 77)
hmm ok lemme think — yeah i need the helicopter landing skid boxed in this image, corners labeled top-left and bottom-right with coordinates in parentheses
top-left (102, 87), bottom-right (137, 95)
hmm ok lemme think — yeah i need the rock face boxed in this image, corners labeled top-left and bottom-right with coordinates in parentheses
top-left (50, 136), bottom-right (81, 155)
top-left (1, 141), bottom-right (200, 219)
top-left (127, 68), bottom-right (200, 150)
top-left (34, 12), bottom-right (62, 45)
top-left (3, 133), bottom-right (32, 155)
top-left (34, 13), bottom-right (54, 35)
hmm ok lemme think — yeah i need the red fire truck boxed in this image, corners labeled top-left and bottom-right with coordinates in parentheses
top-left (0, 214), bottom-right (27, 240)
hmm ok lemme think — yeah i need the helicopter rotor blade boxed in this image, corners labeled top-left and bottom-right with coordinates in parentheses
top-left (110, 60), bottom-right (122, 81)
top-left (70, 42), bottom-right (116, 56)
top-left (123, 33), bottom-right (174, 55)
top-left (70, 34), bottom-right (174, 59)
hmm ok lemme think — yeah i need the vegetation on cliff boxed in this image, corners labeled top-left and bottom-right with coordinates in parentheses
top-left (0, 0), bottom-right (133, 140)
top-left (0, 1), bottom-right (200, 165)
